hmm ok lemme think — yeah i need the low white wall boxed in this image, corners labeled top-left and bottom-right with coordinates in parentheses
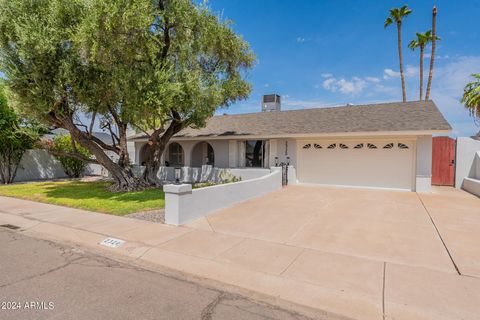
top-left (456, 137), bottom-right (480, 188)
top-left (228, 168), bottom-right (271, 180)
top-left (476, 152), bottom-right (480, 179)
top-left (463, 177), bottom-right (480, 197)
top-left (132, 165), bottom-right (271, 184)
top-left (164, 167), bottom-right (282, 225)
top-left (14, 149), bottom-right (67, 182)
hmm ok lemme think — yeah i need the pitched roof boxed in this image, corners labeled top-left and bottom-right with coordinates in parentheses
top-left (129, 100), bottom-right (451, 140)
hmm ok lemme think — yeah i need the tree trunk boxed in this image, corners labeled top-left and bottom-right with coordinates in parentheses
top-left (60, 117), bottom-right (147, 192)
top-left (0, 148), bottom-right (22, 184)
top-left (425, 6), bottom-right (437, 100)
top-left (142, 118), bottom-right (184, 186)
top-left (419, 45), bottom-right (424, 101)
top-left (397, 21), bottom-right (407, 102)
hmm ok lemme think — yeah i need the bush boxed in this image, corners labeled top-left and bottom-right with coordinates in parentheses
top-left (52, 135), bottom-right (91, 178)
top-left (0, 83), bottom-right (43, 184)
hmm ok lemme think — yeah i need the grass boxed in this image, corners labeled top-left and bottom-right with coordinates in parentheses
top-left (0, 180), bottom-right (165, 216)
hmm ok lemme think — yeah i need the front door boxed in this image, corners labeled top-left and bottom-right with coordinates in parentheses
top-left (432, 137), bottom-right (455, 186)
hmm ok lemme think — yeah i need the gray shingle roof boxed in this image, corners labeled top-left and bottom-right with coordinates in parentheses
top-left (129, 100), bottom-right (451, 140)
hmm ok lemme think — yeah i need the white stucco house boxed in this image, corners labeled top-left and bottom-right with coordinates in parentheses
top-left (128, 96), bottom-right (451, 193)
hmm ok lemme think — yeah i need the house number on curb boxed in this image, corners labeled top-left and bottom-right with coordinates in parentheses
top-left (99, 237), bottom-right (125, 248)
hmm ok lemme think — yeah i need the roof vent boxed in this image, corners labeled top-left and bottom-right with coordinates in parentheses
top-left (262, 94), bottom-right (281, 112)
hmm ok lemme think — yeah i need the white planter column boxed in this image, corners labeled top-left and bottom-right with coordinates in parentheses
top-left (164, 184), bottom-right (193, 226)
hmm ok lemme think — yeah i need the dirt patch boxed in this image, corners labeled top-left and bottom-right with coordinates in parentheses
top-left (126, 209), bottom-right (165, 223)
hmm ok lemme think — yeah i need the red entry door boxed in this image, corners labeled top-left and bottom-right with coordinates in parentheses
top-left (432, 137), bottom-right (455, 186)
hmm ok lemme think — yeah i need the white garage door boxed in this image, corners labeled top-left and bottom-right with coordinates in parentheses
top-left (297, 140), bottom-right (415, 190)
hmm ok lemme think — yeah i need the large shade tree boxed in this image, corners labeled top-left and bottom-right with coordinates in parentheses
top-left (0, 0), bottom-right (254, 191)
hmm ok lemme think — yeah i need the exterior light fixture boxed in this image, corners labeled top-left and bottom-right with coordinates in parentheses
top-left (286, 156), bottom-right (290, 166)
top-left (174, 167), bottom-right (181, 184)
top-left (275, 157), bottom-right (279, 167)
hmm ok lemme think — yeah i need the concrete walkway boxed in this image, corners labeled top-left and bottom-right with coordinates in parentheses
top-left (1, 186), bottom-right (480, 320)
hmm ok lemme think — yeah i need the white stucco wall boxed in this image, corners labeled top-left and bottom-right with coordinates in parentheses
top-left (415, 135), bottom-right (433, 192)
top-left (13, 149), bottom-right (67, 182)
top-left (228, 168), bottom-right (271, 180)
top-left (209, 140), bottom-right (230, 168)
top-left (455, 137), bottom-right (480, 188)
top-left (274, 139), bottom-right (297, 167)
top-left (164, 167), bottom-right (282, 225)
top-left (476, 152), bottom-right (480, 179)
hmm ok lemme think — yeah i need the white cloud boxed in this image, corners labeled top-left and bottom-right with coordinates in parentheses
top-left (296, 37), bottom-right (311, 43)
top-left (383, 66), bottom-right (417, 79)
top-left (281, 96), bottom-right (329, 110)
top-left (383, 68), bottom-right (400, 79)
top-left (321, 73), bottom-right (333, 78)
top-left (429, 56), bottom-right (480, 128)
top-left (322, 78), bottom-right (336, 90)
top-left (322, 77), bottom-right (367, 94)
top-left (366, 77), bottom-right (380, 83)
top-left (263, 83), bottom-right (270, 88)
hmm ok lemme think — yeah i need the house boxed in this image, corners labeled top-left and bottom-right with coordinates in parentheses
top-left (128, 95), bottom-right (451, 192)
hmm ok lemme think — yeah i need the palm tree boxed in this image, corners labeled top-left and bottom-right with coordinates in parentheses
top-left (385, 5), bottom-right (413, 102)
top-left (425, 6), bottom-right (437, 100)
top-left (462, 74), bottom-right (480, 120)
top-left (408, 31), bottom-right (440, 100)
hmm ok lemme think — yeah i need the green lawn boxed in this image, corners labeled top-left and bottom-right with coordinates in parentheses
top-left (0, 181), bottom-right (165, 216)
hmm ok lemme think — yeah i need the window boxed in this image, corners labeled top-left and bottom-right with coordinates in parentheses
top-left (314, 144), bottom-right (322, 149)
top-left (168, 143), bottom-right (184, 166)
top-left (354, 143), bottom-right (364, 149)
top-left (245, 140), bottom-right (265, 167)
top-left (398, 143), bottom-right (409, 149)
top-left (383, 143), bottom-right (394, 149)
top-left (327, 143), bottom-right (336, 149)
top-left (206, 143), bottom-right (215, 165)
top-left (339, 143), bottom-right (349, 149)
top-left (367, 143), bottom-right (377, 149)
top-left (302, 143), bottom-right (311, 149)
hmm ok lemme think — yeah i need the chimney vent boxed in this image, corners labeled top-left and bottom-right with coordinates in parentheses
top-left (262, 94), bottom-right (281, 112)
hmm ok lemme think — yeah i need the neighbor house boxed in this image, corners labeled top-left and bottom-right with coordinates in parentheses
top-left (128, 95), bottom-right (451, 192)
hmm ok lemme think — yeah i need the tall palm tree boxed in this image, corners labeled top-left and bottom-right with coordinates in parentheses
top-left (408, 30), bottom-right (440, 100)
top-left (385, 5), bottom-right (413, 102)
top-left (425, 6), bottom-right (437, 100)
top-left (462, 74), bottom-right (480, 120)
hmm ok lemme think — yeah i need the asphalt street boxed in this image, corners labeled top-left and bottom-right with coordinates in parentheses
top-left (0, 228), bottom-right (327, 320)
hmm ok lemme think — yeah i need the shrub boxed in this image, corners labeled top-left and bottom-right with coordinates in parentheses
top-left (0, 83), bottom-right (43, 184)
top-left (52, 135), bottom-right (91, 178)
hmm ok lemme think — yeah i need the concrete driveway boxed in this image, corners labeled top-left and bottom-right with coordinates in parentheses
top-left (185, 185), bottom-right (480, 319)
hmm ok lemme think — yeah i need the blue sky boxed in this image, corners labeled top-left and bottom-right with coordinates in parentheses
top-left (209, 0), bottom-right (480, 136)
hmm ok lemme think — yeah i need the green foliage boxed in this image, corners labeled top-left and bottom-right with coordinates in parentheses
top-left (218, 170), bottom-right (242, 184)
top-left (193, 170), bottom-right (241, 188)
top-left (384, 5), bottom-right (412, 28)
top-left (75, 0), bottom-right (255, 131)
top-left (52, 135), bottom-right (91, 178)
top-left (0, 0), bottom-right (254, 188)
top-left (0, 83), bottom-right (42, 184)
top-left (462, 74), bottom-right (480, 119)
top-left (0, 0), bottom-right (254, 141)
top-left (408, 30), bottom-right (440, 51)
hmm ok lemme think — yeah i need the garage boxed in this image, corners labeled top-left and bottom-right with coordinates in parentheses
top-left (297, 140), bottom-right (415, 190)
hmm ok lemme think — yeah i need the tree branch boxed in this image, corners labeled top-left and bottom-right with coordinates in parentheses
top-left (88, 111), bottom-right (97, 135)
top-left (48, 150), bottom-right (99, 164)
